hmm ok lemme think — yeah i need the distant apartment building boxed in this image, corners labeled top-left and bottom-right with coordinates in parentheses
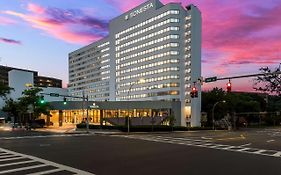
top-left (0, 65), bottom-right (66, 109)
top-left (68, 0), bottom-right (202, 127)
top-left (0, 65), bottom-right (62, 88)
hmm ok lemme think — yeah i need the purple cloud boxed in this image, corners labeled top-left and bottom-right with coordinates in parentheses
top-left (4, 3), bottom-right (109, 44)
top-left (0, 37), bottom-right (21, 45)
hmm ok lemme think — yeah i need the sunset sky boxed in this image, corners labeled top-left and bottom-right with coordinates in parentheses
top-left (0, 0), bottom-right (280, 91)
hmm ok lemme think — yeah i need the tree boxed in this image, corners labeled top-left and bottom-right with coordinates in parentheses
top-left (253, 64), bottom-right (281, 96)
top-left (202, 88), bottom-right (264, 127)
top-left (2, 98), bottom-right (20, 124)
top-left (0, 83), bottom-right (13, 99)
top-left (202, 88), bottom-right (227, 125)
top-left (18, 87), bottom-right (51, 120)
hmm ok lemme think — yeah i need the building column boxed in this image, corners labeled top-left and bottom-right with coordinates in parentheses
top-left (100, 110), bottom-right (104, 126)
top-left (59, 110), bottom-right (63, 127)
top-left (46, 115), bottom-right (50, 127)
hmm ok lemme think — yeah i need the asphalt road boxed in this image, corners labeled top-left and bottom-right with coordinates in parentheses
top-left (1, 128), bottom-right (281, 175)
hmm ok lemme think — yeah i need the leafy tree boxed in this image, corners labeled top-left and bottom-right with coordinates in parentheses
top-left (202, 88), bottom-right (264, 126)
top-left (202, 88), bottom-right (227, 125)
top-left (18, 87), bottom-right (51, 120)
top-left (2, 98), bottom-right (20, 124)
top-left (0, 83), bottom-right (13, 99)
top-left (253, 64), bottom-right (281, 96)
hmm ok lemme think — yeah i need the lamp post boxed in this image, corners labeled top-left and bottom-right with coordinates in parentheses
top-left (212, 100), bottom-right (226, 130)
top-left (127, 78), bottom-right (145, 134)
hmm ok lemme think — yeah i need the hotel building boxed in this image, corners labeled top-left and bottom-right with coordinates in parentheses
top-left (68, 0), bottom-right (201, 127)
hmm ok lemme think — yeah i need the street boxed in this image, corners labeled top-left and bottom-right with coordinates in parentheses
top-left (0, 128), bottom-right (281, 175)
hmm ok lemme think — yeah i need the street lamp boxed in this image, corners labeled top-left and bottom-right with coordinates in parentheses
top-left (127, 78), bottom-right (145, 134)
top-left (212, 100), bottom-right (226, 130)
top-left (127, 78), bottom-right (145, 97)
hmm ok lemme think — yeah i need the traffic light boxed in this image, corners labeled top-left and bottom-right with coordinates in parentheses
top-left (63, 97), bottom-right (67, 105)
top-left (191, 87), bottom-right (198, 98)
top-left (226, 81), bottom-right (232, 93)
top-left (39, 95), bottom-right (45, 104)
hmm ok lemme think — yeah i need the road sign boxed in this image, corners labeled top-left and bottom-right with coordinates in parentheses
top-left (204, 76), bottom-right (217, 83)
top-left (50, 93), bottom-right (60, 97)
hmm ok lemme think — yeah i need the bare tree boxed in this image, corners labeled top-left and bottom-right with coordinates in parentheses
top-left (253, 63), bottom-right (281, 96)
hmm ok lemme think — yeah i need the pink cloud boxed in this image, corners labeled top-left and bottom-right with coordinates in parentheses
top-left (0, 16), bottom-right (16, 25)
top-left (3, 3), bottom-right (108, 44)
top-left (27, 3), bottom-right (45, 14)
top-left (198, 0), bottom-right (281, 67)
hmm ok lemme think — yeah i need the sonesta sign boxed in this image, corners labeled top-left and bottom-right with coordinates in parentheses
top-left (125, 3), bottom-right (153, 20)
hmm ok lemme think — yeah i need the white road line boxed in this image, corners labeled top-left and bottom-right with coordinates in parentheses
top-left (0, 160), bottom-right (36, 167)
top-left (0, 156), bottom-right (23, 162)
top-left (272, 152), bottom-right (281, 157)
top-left (0, 153), bottom-right (10, 156)
top-left (113, 135), bottom-right (281, 159)
top-left (240, 143), bottom-right (252, 147)
top-left (0, 147), bottom-right (95, 175)
top-left (266, 140), bottom-right (275, 143)
top-left (254, 150), bottom-right (266, 154)
top-left (0, 164), bottom-right (47, 174)
top-left (27, 168), bottom-right (63, 175)
top-left (0, 154), bottom-right (19, 159)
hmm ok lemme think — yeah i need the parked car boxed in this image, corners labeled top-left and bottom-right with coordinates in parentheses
top-left (26, 119), bottom-right (46, 130)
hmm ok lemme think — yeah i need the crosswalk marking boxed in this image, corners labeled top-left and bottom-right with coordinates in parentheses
top-left (0, 156), bottom-right (23, 162)
top-left (0, 147), bottom-right (95, 175)
top-left (0, 154), bottom-right (18, 159)
top-left (113, 135), bottom-right (281, 159)
top-left (27, 168), bottom-right (63, 175)
top-left (0, 160), bottom-right (36, 167)
top-left (0, 153), bottom-right (10, 156)
top-left (0, 164), bottom-right (47, 174)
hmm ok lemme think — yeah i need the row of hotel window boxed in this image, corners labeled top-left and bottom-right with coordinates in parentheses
top-left (89, 87), bottom-right (110, 93)
top-left (118, 90), bottom-right (180, 100)
top-left (68, 92), bottom-right (110, 100)
top-left (70, 77), bottom-right (105, 86)
top-left (116, 18), bottom-right (180, 45)
top-left (117, 51), bottom-right (179, 68)
top-left (118, 82), bottom-right (179, 94)
top-left (117, 35), bottom-right (179, 56)
top-left (70, 56), bottom-right (108, 69)
top-left (69, 47), bottom-right (109, 64)
top-left (116, 26), bottom-right (179, 50)
top-left (118, 58), bottom-right (179, 75)
top-left (69, 62), bottom-right (110, 75)
top-left (69, 81), bottom-right (109, 91)
top-left (119, 75), bottom-right (180, 88)
top-left (89, 93), bottom-right (110, 99)
top-left (117, 42), bottom-right (179, 59)
top-left (97, 41), bottom-right (110, 48)
top-left (116, 10), bottom-right (180, 38)
top-left (117, 66), bottom-right (179, 81)
top-left (69, 52), bottom-right (110, 68)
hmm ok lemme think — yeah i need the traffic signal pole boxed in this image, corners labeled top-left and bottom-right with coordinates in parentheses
top-left (205, 71), bottom-right (281, 83)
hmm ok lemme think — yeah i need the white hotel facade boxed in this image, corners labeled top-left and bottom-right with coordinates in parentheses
top-left (68, 0), bottom-right (202, 127)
